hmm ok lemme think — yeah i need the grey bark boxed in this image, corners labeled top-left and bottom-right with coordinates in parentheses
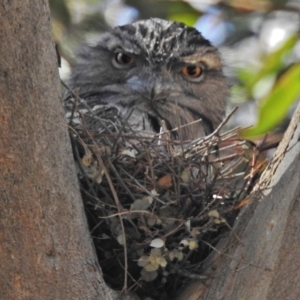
top-left (0, 1), bottom-right (118, 299)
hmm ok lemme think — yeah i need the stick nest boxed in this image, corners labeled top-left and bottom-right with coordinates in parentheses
top-left (66, 99), bottom-right (265, 299)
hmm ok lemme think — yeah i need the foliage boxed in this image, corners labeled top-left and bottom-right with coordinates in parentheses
top-left (242, 61), bottom-right (300, 136)
top-left (239, 35), bottom-right (300, 137)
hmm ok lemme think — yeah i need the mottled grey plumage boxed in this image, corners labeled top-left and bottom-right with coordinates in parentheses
top-left (67, 18), bottom-right (228, 140)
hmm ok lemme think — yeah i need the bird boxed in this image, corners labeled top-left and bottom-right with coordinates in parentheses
top-left (66, 18), bottom-right (228, 141)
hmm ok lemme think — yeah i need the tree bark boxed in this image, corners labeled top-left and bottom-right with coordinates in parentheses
top-left (2, 2), bottom-right (299, 300)
top-left (0, 1), bottom-right (118, 299)
top-left (177, 96), bottom-right (300, 299)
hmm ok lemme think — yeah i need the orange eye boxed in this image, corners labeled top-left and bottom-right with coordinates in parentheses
top-left (115, 52), bottom-right (134, 65)
top-left (181, 65), bottom-right (202, 78)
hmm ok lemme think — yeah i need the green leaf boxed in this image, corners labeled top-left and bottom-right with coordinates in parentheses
top-left (168, 1), bottom-right (199, 26)
top-left (169, 13), bottom-right (199, 27)
top-left (242, 63), bottom-right (300, 137)
top-left (239, 34), bottom-right (298, 93)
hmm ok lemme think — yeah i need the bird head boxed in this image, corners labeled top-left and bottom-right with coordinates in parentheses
top-left (68, 18), bottom-right (228, 140)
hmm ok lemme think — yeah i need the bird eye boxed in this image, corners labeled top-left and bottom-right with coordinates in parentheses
top-left (181, 65), bottom-right (202, 79)
top-left (114, 52), bottom-right (134, 66)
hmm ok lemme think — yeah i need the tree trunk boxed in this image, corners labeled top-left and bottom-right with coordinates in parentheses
top-left (0, 1), bottom-right (118, 299)
top-left (2, 2), bottom-right (299, 300)
top-left (177, 98), bottom-right (300, 299)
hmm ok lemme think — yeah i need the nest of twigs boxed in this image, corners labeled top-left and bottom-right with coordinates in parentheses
top-left (65, 97), bottom-right (265, 299)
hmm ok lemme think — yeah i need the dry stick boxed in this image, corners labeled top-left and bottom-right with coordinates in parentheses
top-left (209, 106), bottom-right (239, 136)
top-left (236, 156), bottom-right (266, 202)
top-left (141, 143), bottom-right (158, 192)
top-left (160, 120), bottom-right (175, 156)
top-left (98, 210), bottom-right (154, 219)
top-left (107, 159), bottom-right (136, 202)
top-left (223, 221), bottom-right (244, 246)
top-left (115, 116), bottom-right (158, 143)
top-left (98, 210), bottom-right (184, 233)
top-left (195, 197), bottom-right (219, 220)
top-left (161, 117), bottom-right (181, 202)
top-left (122, 169), bottom-right (166, 205)
top-left (174, 99), bottom-right (185, 154)
top-left (93, 152), bottom-right (128, 292)
top-left (209, 140), bottom-right (247, 156)
top-left (61, 79), bottom-right (115, 136)
top-left (140, 138), bottom-right (178, 179)
top-left (155, 125), bottom-right (180, 199)
top-left (218, 126), bottom-right (243, 138)
top-left (201, 240), bottom-right (265, 270)
top-left (67, 90), bottom-right (78, 126)
top-left (176, 269), bottom-right (209, 280)
top-left (68, 133), bottom-right (99, 197)
top-left (67, 128), bottom-right (113, 205)
top-left (66, 123), bottom-right (89, 152)
top-left (122, 121), bottom-right (182, 197)
top-left (244, 160), bottom-right (266, 180)
top-left (155, 118), bottom-right (203, 139)
top-left (126, 278), bottom-right (143, 294)
top-left (161, 221), bottom-right (186, 240)
top-left (111, 107), bottom-right (135, 151)
top-left (181, 106), bottom-right (239, 155)
top-left (88, 130), bottom-right (192, 144)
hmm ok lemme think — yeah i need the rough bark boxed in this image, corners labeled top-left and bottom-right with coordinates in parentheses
top-left (177, 95), bottom-right (300, 299)
top-left (0, 1), bottom-right (118, 299)
top-left (2, 2), bottom-right (299, 300)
